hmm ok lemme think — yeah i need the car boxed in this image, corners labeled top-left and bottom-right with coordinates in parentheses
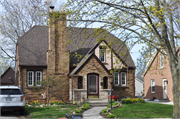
top-left (0, 86), bottom-right (25, 115)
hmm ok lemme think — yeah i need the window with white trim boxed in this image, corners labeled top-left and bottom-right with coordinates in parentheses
top-left (27, 71), bottom-right (34, 86)
top-left (121, 72), bottom-right (126, 86)
top-left (100, 48), bottom-right (105, 62)
top-left (114, 72), bottom-right (119, 86)
top-left (151, 79), bottom-right (155, 93)
top-left (160, 54), bottom-right (164, 68)
top-left (36, 71), bottom-right (42, 86)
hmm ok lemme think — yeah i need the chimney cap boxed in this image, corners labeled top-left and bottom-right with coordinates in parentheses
top-left (50, 6), bottom-right (55, 10)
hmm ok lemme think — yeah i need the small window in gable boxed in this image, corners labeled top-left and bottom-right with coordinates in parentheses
top-left (27, 71), bottom-right (34, 86)
top-left (114, 72), bottom-right (119, 86)
top-left (160, 54), bottom-right (164, 68)
top-left (100, 48), bottom-right (105, 63)
top-left (78, 76), bottom-right (83, 89)
top-left (121, 72), bottom-right (126, 86)
top-left (36, 71), bottom-right (42, 86)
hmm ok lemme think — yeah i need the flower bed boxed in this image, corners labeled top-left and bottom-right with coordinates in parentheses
top-left (121, 98), bottom-right (145, 104)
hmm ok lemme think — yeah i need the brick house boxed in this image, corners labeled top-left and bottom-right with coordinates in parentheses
top-left (1, 67), bottom-right (15, 86)
top-left (143, 50), bottom-right (173, 101)
top-left (15, 10), bottom-right (135, 103)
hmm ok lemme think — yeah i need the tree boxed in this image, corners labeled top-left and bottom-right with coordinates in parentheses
top-left (64, 0), bottom-right (180, 117)
top-left (0, 0), bottom-right (64, 71)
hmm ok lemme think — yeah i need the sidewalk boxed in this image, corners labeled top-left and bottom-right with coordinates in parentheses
top-left (145, 100), bottom-right (173, 105)
top-left (83, 106), bottom-right (106, 119)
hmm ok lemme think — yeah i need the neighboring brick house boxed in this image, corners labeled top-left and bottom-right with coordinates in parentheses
top-left (143, 50), bottom-right (173, 101)
top-left (15, 10), bottom-right (135, 103)
top-left (1, 67), bottom-right (15, 86)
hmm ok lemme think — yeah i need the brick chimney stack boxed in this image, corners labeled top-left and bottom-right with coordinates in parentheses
top-left (47, 6), bottom-right (69, 76)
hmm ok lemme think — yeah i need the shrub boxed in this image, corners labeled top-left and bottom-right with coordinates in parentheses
top-left (83, 102), bottom-right (90, 107)
top-left (101, 108), bottom-right (107, 113)
top-left (112, 102), bottom-right (118, 106)
top-left (107, 114), bottom-right (115, 118)
top-left (74, 100), bottom-right (77, 105)
top-left (121, 98), bottom-right (145, 104)
top-left (108, 99), bottom-right (114, 104)
top-left (107, 105), bottom-right (111, 108)
top-left (81, 107), bottom-right (87, 110)
top-left (54, 101), bottom-right (61, 105)
top-left (74, 109), bottom-right (81, 113)
top-left (50, 101), bottom-right (54, 105)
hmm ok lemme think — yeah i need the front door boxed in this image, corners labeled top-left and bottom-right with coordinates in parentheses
top-left (162, 79), bottom-right (167, 99)
top-left (87, 74), bottom-right (99, 98)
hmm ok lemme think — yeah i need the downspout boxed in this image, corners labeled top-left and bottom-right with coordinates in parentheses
top-left (72, 76), bottom-right (73, 102)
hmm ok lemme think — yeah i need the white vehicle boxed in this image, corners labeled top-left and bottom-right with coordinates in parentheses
top-left (0, 86), bottom-right (25, 115)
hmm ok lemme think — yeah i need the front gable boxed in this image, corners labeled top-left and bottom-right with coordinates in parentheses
top-left (94, 41), bottom-right (126, 70)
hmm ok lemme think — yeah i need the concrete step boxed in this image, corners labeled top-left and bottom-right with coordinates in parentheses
top-left (88, 101), bottom-right (109, 107)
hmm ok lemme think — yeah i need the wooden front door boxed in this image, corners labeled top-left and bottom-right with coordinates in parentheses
top-left (87, 73), bottom-right (99, 98)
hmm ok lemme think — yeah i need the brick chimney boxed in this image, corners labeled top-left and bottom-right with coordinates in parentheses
top-left (47, 6), bottom-right (69, 76)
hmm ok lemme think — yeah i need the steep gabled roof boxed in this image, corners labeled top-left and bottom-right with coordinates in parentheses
top-left (1, 67), bottom-right (15, 85)
top-left (17, 26), bottom-right (135, 72)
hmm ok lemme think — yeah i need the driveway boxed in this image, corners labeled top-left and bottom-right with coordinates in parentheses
top-left (0, 111), bottom-right (26, 119)
top-left (145, 101), bottom-right (173, 105)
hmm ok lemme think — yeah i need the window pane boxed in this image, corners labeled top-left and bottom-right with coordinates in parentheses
top-left (121, 72), bottom-right (126, 85)
top-left (152, 80), bottom-right (155, 92)
top-left (0, 89), bottom-right (22, 95)
top-left (114, 72), bottom-right (119, 85)
top-left (28, 72), bottom-right (33, 85)
top-left (78, 77), bottom-right (83, 89)
top-left (100, 49), bottom-right (105, 62)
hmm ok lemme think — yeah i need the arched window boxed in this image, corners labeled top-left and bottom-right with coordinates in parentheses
top-left (103, 77), bottom-right (108, 89)
top-left (78, 76), bottom-right (83, 89)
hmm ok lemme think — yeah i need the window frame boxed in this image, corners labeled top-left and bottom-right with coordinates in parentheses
top-left (35, 71), bottom-right (42, 86)
top-left (160, 54), bottom-right (164, 69)
top-left (151, 79), bottom-right (155, 93)
top-left (100, 48), bottom-right (106, 63)
top-left (27, 71), bottom-right (34, 86)
top-left (114, 72), bottom-right (119, 86)
top-left (121, 72), bottom-right (126, 86)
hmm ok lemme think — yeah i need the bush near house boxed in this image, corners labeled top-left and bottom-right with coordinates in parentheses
top-left (121, 98), bottom-right (145, 104)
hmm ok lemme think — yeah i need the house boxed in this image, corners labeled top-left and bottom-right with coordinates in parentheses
top-left (143, 50), bottom-right (173, 101)
top-left (135, 72), bottom-right (144, 97)
top-left (1, 67), bottom-right (15, 86)
top-left (15, 8), bottom-right (136, 103)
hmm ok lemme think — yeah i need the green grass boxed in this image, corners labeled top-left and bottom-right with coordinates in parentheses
top-left (25, 105), bottom-right (79, 118)
top-left (111, 103), bottom-right (173, 118)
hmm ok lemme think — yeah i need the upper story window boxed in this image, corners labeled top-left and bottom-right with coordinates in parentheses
top-left (36, 71), bottom-right (42, 86)
top-left (121, 72), bottom-right (126, 86)
top-left (160, 54), bottom-right (164, 68)
top-left (27, 71), bottom-right (42, 86)
top-left (114, 72), bottom-right (119, 86)
top-left (151, 79), bottom-right (155, 93)
top-left (100, 48), bottom-right (105, 63)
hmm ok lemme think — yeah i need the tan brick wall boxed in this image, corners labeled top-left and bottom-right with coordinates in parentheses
top-left (144, 52), bottom-right (173, 101)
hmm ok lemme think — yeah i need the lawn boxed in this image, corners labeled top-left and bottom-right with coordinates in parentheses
top-left (111, 103), bottom-right (173, 118)
top-left (25, 105), bottom-right (79, 118)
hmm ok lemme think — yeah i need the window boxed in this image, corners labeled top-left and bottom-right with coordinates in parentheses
top-left (114, 72), bottom-right (119, 86)
top-left (121, 72), bottom-right (126, 86)
top-left (103, 77), bottom-right (108, 89)
top-left (160, 54), bottom-right (164, 68)
top-left (36, 71), bottom-right (42, 86)
top-left (100, 48), bottom-right (105, 62)
top-left (151, 80), bottom-right (155, 93)
top-left (78, 76), bottom-right (83, 89)
top-left (27, 71), bottom-right (34, 86)
top-left (27, 71), bottom-right (42, 86)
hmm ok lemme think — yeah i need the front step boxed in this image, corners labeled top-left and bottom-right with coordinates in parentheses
top-left (87, 99), bottom-right (109, 107)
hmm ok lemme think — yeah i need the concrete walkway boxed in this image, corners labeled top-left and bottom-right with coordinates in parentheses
top-left (145, 101), bottom-right (173, 105)
top-left (83, 106), bottom-right (107, 119)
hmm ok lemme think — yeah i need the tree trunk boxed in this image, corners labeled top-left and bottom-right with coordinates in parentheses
top-left (170, 57), bottom-right (180, 118)
top-left (47, 88), bottom-right (49, 108)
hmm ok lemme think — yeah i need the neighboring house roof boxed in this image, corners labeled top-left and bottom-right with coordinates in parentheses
top-left (1, 67), bottom-right (15, 85)
top-left (17, 26), bottom-right (135, 72)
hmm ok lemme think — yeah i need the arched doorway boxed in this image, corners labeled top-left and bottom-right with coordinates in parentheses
top-left (87, 73), bottom-right (99, 98)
